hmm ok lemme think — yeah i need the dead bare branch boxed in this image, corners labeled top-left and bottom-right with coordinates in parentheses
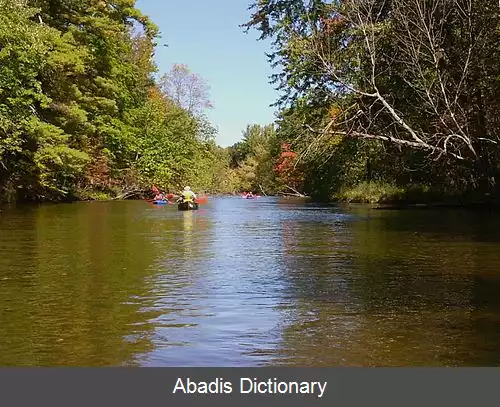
top-left (301, 0), bottom-right (482, 162)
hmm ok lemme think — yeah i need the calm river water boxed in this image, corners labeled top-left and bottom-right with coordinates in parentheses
top-left (1, 197), bottom-right (500, 366)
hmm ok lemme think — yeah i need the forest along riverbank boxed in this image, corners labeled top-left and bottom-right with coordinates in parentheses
top-left (3, 1), bottom-right (500, 210)
top-left (1, 197), bottom-right (500, 366)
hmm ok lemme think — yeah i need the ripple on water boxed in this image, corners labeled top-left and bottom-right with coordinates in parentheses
top-left (1, 199), bottom-right (500, 366)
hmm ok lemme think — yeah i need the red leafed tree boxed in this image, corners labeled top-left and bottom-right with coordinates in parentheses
top-left (274, 143), bottom-right (305, 193)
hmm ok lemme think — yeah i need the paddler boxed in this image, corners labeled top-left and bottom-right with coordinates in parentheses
top-left (179, 186), bottom-right (197, 202)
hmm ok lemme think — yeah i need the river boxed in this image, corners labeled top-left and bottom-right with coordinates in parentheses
top-left (1, 197), bottom-right (500, 366)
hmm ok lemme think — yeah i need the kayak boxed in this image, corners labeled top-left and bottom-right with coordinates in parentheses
top-left (195, 195), bottom-right (208, 204)
top-left (152, 199), bottom-right (169, 205)
top-left (178, 201), bottom-right (199, 211)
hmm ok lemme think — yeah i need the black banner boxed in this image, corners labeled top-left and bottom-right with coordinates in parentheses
top-left (1, 368), bottom-right (499, 406)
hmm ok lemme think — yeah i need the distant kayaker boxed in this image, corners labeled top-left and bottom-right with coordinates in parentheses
top-left (179, 186), bottom-right (197, 202)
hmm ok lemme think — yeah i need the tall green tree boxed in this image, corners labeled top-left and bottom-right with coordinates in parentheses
top-left (228, 123), bottom-right (280, 193)
top-left (0, 0), bottom-right (91, 200)
top-left (1, 0), bottom-right (233, 202)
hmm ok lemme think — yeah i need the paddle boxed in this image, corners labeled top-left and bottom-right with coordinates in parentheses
top-left (195, 195), bottom-right (208, 204)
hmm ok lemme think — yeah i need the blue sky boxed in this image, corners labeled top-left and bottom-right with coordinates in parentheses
top-left (136, 0), bottom-right (280, 147)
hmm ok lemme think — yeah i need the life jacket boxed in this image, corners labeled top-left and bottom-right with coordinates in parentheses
top-left (181, 190), bottom-right (195, 201)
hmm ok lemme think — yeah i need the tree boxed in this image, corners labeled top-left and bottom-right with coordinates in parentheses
top-left (244, 0), bottom-right (500, 195)
top-left (274, 143), bottom-right (305, 194)
top-left (0, 0), bottom-right (91, 200)
top-left (1, 0), bottom-right (231, 202)
top-left (226, 124), bottom-right (280, 193)
top-left (159, 64), bottom-right (213, 115)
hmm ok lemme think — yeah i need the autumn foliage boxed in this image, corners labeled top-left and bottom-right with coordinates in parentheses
top-left (274, 143), bottom-right (304, 191)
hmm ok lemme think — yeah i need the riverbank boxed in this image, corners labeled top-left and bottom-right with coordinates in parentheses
top-left (0, 185), bottom-right (240, 205)
top-left (332, 181), bottom-right (500, 210)
top-left (3, 180), bottom-right (500, 211)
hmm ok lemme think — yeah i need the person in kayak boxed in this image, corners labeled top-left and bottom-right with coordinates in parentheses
top-left (179, 186), bottom-right (197, 202)
top-left (154, 192), bottom-right (166, 200)
top-left (152, 185), bottom-right (164, 200)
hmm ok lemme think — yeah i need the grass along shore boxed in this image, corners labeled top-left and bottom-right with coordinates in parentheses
top-left (333, 181), bottom-right (500, 209)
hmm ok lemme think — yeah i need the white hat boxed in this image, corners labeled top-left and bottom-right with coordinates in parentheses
top-left (184, 186), bottom-right (191, 191)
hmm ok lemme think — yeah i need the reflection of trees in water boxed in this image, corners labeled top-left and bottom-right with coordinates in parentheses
top-left (132, 209), bottom-right (216, 365)
top-left (349, 210), bottom-right (500, 366)
top-left (468, 276), bottom-right (500, 366)
top-left (275, 210), bottom-right (500, 366)
top-left (0, 202), bottom-right (177, 366)
top-left (161, 210), bottom-right (212, 267)
top-left (276, 216), bottom-right (364, 366)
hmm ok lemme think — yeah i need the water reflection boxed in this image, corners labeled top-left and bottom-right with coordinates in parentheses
top-left (0, 202), bottom-right (168, 366)
top-left (139, 198), bottom-right (286, 366)
top-left (1, 199), bottom-right (500, 366)
top-left (272, 206), bottom-right (500, 366)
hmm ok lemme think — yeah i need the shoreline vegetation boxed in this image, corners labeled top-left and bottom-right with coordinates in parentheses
top-left (1, 1), bottom-right (499, 211)
top-left (3, 185), bottom-right (500, 212)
